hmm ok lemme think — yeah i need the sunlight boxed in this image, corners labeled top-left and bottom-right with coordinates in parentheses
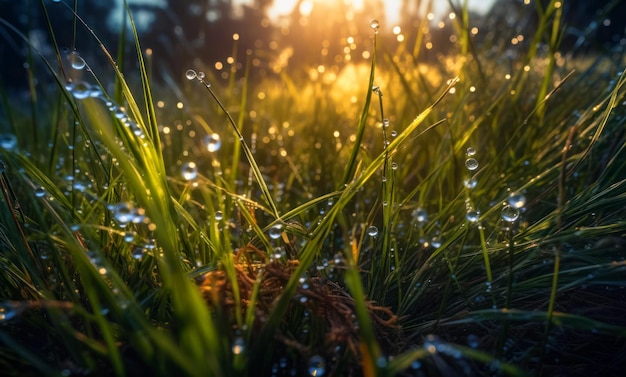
top-left (266, 0), bottom-right (498, 26)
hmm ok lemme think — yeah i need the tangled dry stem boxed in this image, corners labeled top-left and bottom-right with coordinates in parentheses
top-left (199, 244), bottom-right (402, 357)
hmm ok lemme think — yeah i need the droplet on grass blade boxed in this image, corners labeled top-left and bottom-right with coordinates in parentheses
top-left (501, 205), bottom-right (520, 222)
top-left (68, 51), bottom-right (86, 70)
top-left (214, 211), bottom-right (223, 221)
top-left (466, 147), bottom-right (476, 156)
top-left (466, 210), bottom-right (480, 222)
top-left (269, 224), bottom-right (283, 240)
top-left (464, 177), bottom-right (477, 189)
top-left (467, 334), bottom-right (480, 348)
top-left (35, 187), bottom-right (46, 198)
top-left (370, 19), bottom-right (380, 33)
top-left (205, 133), bottom-right (222, 152)
top-left (507, 193), bottom-right (526, 209)
top-left (307, 355), bottom-right (326, 376)
top-left (232, 337), bottom-right (245, 355)
top-left (181, 161), bottom-right (198, 181)
top-left (367, 225), bottom-right (378, 237)
top-left (0, 134), bottom-right (17, 150)
top-left (412, 208), bottom-right (428, 223)
top-left (67, 81), bottom-right (91, 100)
top-left (465, 158), bottom-right (479, 171)
top-left (185, 69), bottom-right (197, 80)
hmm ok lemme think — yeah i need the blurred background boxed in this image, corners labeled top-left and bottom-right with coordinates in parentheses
top-left (1, 0), bottom-right (624, 88)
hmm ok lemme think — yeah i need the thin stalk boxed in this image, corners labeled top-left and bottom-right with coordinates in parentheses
top-left (196, 78), bottom-right (280, 219)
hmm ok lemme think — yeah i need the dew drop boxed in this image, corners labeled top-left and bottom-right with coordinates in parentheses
top-left (465, 158), bottom-right (479, 171)
top-left (391, 162), bottom-right (398, 170)
top-left (67, 81), bottom-right (91, 100)
top-left (0, 134), bottom-right (18, 150)
top-left (372, 85), bottom-right (382, 96)
top-left (507, 193), bottom-right (526, 209)
top-left (123, 231), bottom-right (135, 242)
top-left (34, 187), bottom-right (46, 198)
top-left (132, 247), bottom-right (144, 260)
top-left (501, 205), bottom-right (520, 222)
top-left (232, 336), bottom-right (245, 355)
top-left (185, 69), bottom-right (197, 80)
top-left (269, 224), bottom-right (283, 240)
top-left (431, 237), bottom-right (442, 248)
top-left (466, 210), bottom-right (480, 222)
top-left (467, 334), bottom-right (480, 348)
top-left (370, 19), bottom-right (380, 33)
top-left (181, 161), bottom-right (198, 181)
top-left (307, 355), bottom-right (326, 376)
top-left (111, 202), bottom-right (135, 227)
top-left (68, 51), bottom-right (86, 70)
top-left (466, 147), bottom-right (476, 156)
top-left (0, 302), bottom-right (22, 322)
top-left (214, 211), bottom-right (223, 221)
top-left (367, 225), bottom-right (378, 237)
top-left (205, 133), bottom-right (222, 152)
top-left (463, 177), bottom-right (477, 189)
top-left (412, 208), bottom-right (428, 223)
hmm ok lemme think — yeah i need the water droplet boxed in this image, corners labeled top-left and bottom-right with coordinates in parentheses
top-left (466, 147), bottom-right (476, 156)
top-left (370, 19), bottom-right (380, 33)
top-left (464, 177), bottom-right (477, 189)
top-left (197, 71), bottom-right (206, 79)
top-left (185, 69), bottom-right (197, 80)
top-left (69, 51), bottom-right (86, 70)
top-left (391, 162), bottom-right (398, 170)
top-left (501, 205), bottom-right (519, 222)
top-left (424, 334), bottom-right (440, 354)
top-left (466, 210), bottom-right (480, 222)
top-left (367, 225), bottom-right (378, 237)
top-left (269, 224), bottom-right (283, 240)
top-left (232, 336), bottom-right (245, 355)
top-left (372, 85), bottom-right (382, 96)
top-left (35, 187), bottom-right (46, 198)
top-left (465, 158), bottom-right (479, 171)
top-left (205, 133), bottom-right (222, 152)
top-left (431, 237), bottom-right (442, 248)
top-left (214, 211), bottom-right (223, 221)
top-left (181, 162), bottom-right (198, 180)
top-left (412, 208), bottom-right (428, 223)
top-left (123, 231), bottom-right (135, 242)
top-left (132, 247), bottom-right (145, 260)
top-left (111, 202), bottom-right (135, 227)
top-left (467, 334), bottom-right (479, 348)
top-left (0, 134), bottom-right (17, 150)
top-left (307, 355), bottom-right (326, 376)
top-left (67, 81), bottom-right (91, 99)
top-left (507, 193), bottom-right (526, 209)
top-left (0, 302), bottom-right (22, 322)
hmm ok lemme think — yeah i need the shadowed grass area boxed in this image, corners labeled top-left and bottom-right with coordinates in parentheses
top-left (0, 0), bottom-right (625, 376)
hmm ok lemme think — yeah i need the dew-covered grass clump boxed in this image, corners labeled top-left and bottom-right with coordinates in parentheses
top-left (1, 1), bottom-right (625, 376)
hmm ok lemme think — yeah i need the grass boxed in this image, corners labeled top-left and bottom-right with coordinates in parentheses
top-left (1, 0), bottom-right (625, 376)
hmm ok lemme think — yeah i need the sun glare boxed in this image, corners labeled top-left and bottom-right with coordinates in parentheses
top-left (266, 0), bottom-right (497, 26)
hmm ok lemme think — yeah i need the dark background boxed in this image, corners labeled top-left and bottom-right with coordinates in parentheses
top-left (0, 0), bottom-right (624, 89)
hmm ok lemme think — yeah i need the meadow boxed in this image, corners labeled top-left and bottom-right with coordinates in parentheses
top-left (1, 1), bottom-right (625, 376)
